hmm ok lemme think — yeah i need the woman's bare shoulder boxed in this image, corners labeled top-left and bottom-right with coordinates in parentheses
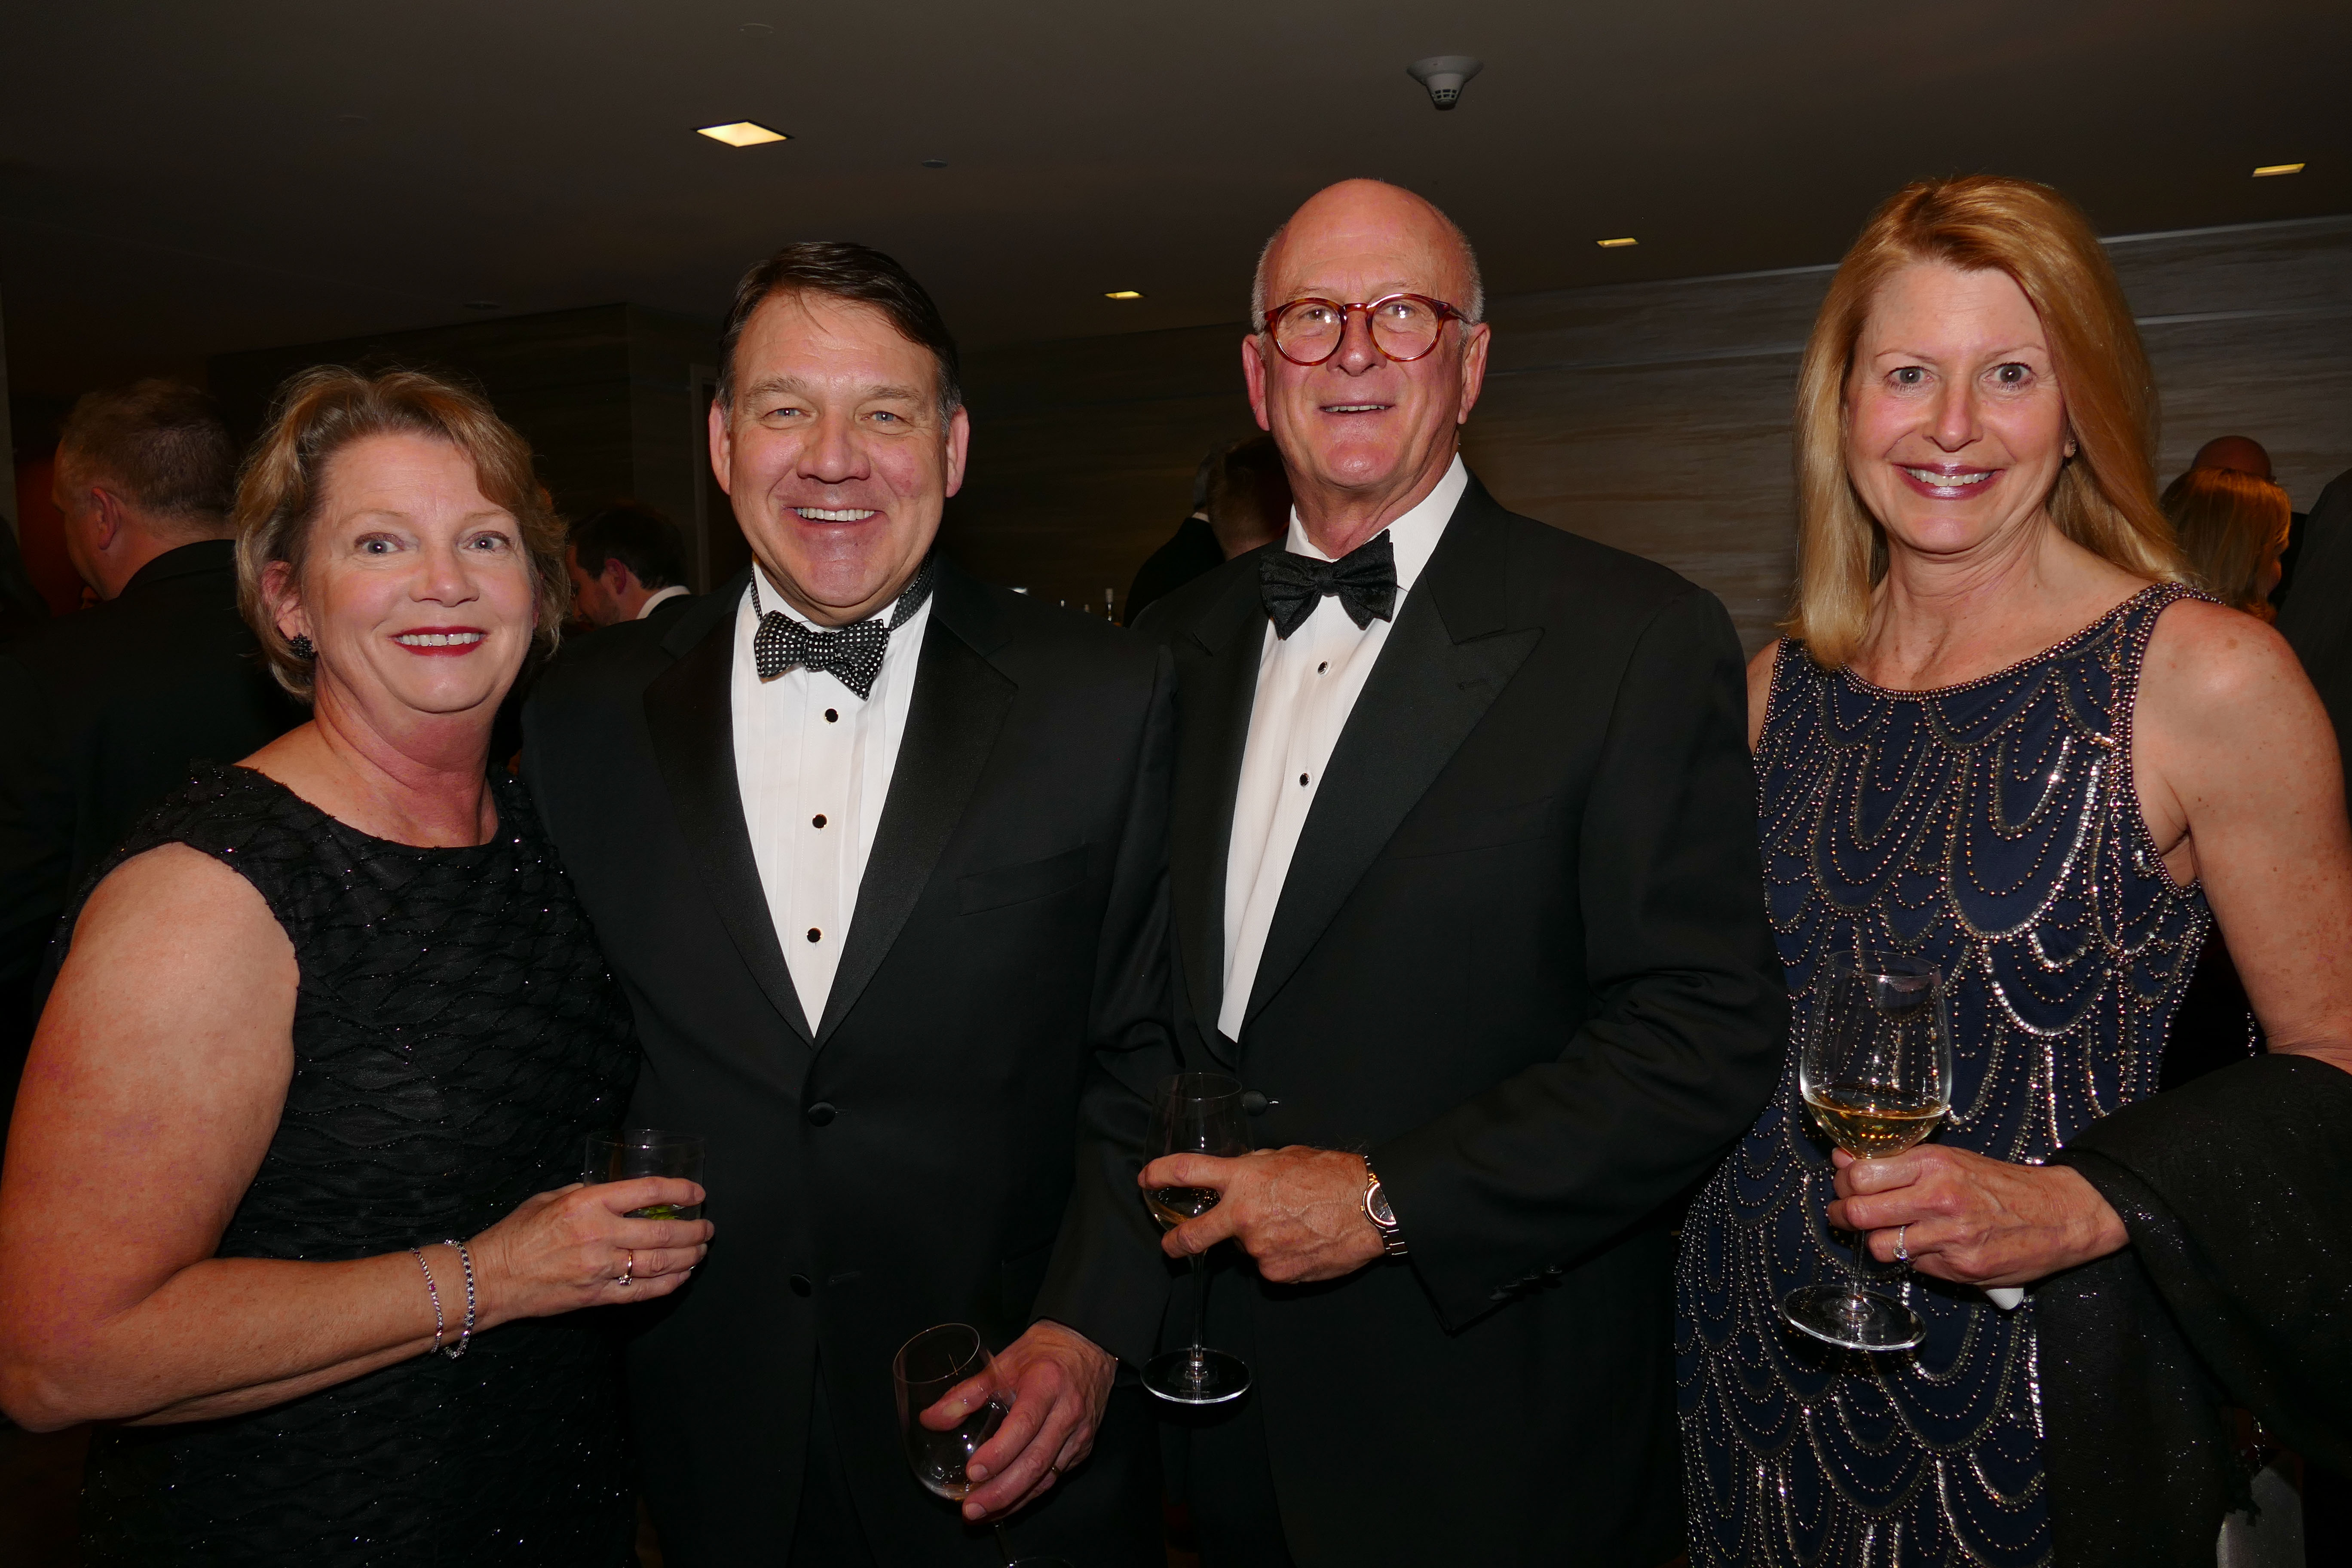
top-left (2140, 596), bottom-right (2313, 729)
top-left (65, 844), bottom-right (291, 989)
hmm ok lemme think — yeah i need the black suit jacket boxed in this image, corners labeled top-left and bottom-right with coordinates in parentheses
top-left (0, 539), bottom-right (303, 1125)
top-left (1135, 477), bottom-right (1784, 1566)
top-left (523, 559), bottom-right (1178, 1565)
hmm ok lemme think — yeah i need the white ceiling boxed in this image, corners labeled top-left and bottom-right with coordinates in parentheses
top-left (5, 0), bottom-right (2346, 413)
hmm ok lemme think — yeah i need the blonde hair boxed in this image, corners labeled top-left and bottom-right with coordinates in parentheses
top-left (233, 366), bottom-right (569, 700)
top-left (1786, 175), bottom-right (2184, 668)
top-left (2162, 466), bottom-right (2290, 619)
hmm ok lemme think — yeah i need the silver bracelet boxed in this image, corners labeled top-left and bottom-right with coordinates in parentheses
top-left (409, 1247), bottom-right (445, 1353)
top-left (439, 1240), bottom-right (478, 1360)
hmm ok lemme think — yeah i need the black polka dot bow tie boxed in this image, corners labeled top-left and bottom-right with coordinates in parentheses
top-left (1259, 530), bottom-right (1398, 640)
top-left (750, 556), bottom-right (936, 700)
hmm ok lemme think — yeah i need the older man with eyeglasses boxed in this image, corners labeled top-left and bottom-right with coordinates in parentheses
top-left (1129, 179), bottom-right (1785, 1567)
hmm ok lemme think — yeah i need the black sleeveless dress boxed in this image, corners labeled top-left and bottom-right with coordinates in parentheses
top-left (1676, 585), bottom-right (2214, 1566)
top-left (60, 766), bottom-right (640, 1566)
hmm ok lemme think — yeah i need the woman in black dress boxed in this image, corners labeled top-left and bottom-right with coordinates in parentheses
top-left (0, 366), bottom-right (710, 1564)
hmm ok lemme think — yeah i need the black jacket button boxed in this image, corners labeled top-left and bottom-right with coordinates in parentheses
top-left (789, 1274), bottom-right (813, 1297)
top-left (805, 1101), bottom-right (837, 1126)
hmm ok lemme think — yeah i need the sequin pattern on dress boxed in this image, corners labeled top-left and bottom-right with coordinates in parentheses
top-left (1676, 584), bottom-right (2211, 1568)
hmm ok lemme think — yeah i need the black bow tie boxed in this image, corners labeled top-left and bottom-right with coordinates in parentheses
top-left (750, 557), bottom-right (936, 699)
top-left (1259, 532), bottom-right (1399, 640)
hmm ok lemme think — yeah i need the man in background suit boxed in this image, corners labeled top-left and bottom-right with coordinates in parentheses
top-left (1125, 435), bottom-right (1292, 625)
top-left (1133, 180), bottom-right (1784, 1566)
top-left (525, 243), bottom-right (1174, 1565)
top-left (567, 499), bottom-right (693, 628)
top-left (0, 381), bottom-right (301, 1137)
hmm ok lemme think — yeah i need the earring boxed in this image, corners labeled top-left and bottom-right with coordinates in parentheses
top-left (289, 634), bottom-right (315, 659)
top-left (2064, 440), bottom-right (2078, 459)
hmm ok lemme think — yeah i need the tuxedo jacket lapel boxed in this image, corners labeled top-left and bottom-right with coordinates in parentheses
top-left (1166, 563), bottom-right (1271, 1062)
top-left (815, 562), bottom-right (1017, 1046)
top-left (1244, 484), bottom-right (1541, 1028)
top-left (643, 575), bottom-right (817, 1045)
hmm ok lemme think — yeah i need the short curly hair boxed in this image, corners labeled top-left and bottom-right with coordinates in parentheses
top-left (233, 365), bottom-right (570, 701)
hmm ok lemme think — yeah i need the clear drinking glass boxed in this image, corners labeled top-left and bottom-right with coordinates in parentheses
top-left (1141, 1072), bottom-right (1253, 1405)
top-left (1780, 955), bottom-right (1954, 1351)
top-left (891, 1323), bottom-right (1069, 1568)
top-left (582, 1130), bottom-right (706, 1220)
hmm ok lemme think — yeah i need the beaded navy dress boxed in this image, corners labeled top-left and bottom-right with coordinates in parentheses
top-left (61, 766), bottom-right (640, 1567)
top-left (1677, 585), bottom-right (2213, 1567)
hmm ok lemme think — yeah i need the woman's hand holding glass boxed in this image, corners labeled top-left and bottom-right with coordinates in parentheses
top-left (466, 1177), bottom-right (711, 1327)
top-left (1827, 1143), bottom-right (2129, 1288)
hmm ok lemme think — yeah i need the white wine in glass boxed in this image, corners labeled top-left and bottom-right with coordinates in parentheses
top-left (1141, 1072), bottom-right (1252, 1406)
top-left (1780, 955), bottom-right (1952, 1351)
top-left (889, 1324), bottom-right (1070, 1567)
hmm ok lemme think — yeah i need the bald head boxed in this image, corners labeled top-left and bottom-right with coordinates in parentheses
top-left (1250, 179), bottom-right (1483, 326)
top-left (1240, 178), bottom-right (1493, 559)
top-left (2193, 435), bottom-right (2274, 482)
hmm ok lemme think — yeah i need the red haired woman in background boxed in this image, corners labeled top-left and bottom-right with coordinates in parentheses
top-left (2164, 463), bottom-right (2294, 619)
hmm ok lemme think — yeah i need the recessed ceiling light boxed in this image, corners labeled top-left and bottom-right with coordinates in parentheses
top-left (1104, 290), bottom-right (1144, 300)
top-left (920, 158), bottom-right (949, 169)
top-left (740, 21), bottom-right (774, 34)
top-left (1596, 237), bottom-right (1638, 248)
top-left (2253, 162), bottom-right (2305, 177)
top-left (697, 121), bottom-right (789, 147)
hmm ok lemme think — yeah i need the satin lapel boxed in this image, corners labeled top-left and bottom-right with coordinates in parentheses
top-left (814, 567), bottom-right (1017, 1046)
top-left (1244, 485), bottom-right (1540, 1027)
top-left (644, 582), bottom-right (816, 1044)
top-left (1167, 567), bottom-right (1271, 1063)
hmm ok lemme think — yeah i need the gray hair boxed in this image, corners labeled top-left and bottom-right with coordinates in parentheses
top-left (1247, 207), bottom-right (1486, 329)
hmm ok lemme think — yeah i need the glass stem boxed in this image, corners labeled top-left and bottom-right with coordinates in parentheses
top-left (1188, 1251), bottom-right (1211, 1372)
top-left (1835, 1163), bottom-right (1869, 1294)
top-left (993, 1522), bottom-right (1014, 1565)
top-left (1844, 1152), bottom-right (1881, 1298)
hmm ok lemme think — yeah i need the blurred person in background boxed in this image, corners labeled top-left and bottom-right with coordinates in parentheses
top-left (2162, 464), bottom-right (2292, 619)
top-left (1124, 434), bottom-right (1292, 622)
top-left (2280, 464), bottom-right (2352, 798)
top-left (0, 366), bottom-right (705, 1564)
top-left (567, 499), bottom-right (691, 628)
top-left (0, 380), bottom-right (301, 1144)
top-left (2184, 433), bottom-right (2314, 612)
top-left (2190, 433), bottom-right (2274, 484)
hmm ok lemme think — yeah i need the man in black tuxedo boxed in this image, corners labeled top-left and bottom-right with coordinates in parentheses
top-left (0, 382), bottom-right (301, 1137)
top-left (524, 244), bottom-right (1174, 1565)
top-left (1132, 180), bottom-right (1784, 1566)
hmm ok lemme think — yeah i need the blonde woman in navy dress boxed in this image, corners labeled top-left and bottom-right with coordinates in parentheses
top-left (1677, 177), bottom-right (2352, 1566)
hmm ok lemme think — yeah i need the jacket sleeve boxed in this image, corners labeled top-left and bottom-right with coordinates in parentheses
top-left (2036, 1050), bottom-right (2352, 1568)
top-left (1371, 587), bottom-right (1787, 1329)
top-left (1028, 644), bottom-right (1182, 1364)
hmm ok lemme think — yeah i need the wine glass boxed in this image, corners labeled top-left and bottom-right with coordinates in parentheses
top-left (891, 1324), bottom-right (1070, 1568)
top-left (1780, 954), bottom-right (1953, 1351)
top-left (582, 1130), bottom-right (705, 1219)
top-left (1141, 1072), bottom-right (1253, 1405)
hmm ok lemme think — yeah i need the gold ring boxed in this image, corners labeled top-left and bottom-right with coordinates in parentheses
top-left (616, 1248), bottom-right (636, 1287)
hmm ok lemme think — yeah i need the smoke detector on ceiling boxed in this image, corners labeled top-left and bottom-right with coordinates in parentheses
top-left (1406, 55), bottom-right (1484, 111)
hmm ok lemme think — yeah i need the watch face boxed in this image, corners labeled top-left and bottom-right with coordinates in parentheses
top-left (1368, 1182), bottom-right (1395, 1228)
